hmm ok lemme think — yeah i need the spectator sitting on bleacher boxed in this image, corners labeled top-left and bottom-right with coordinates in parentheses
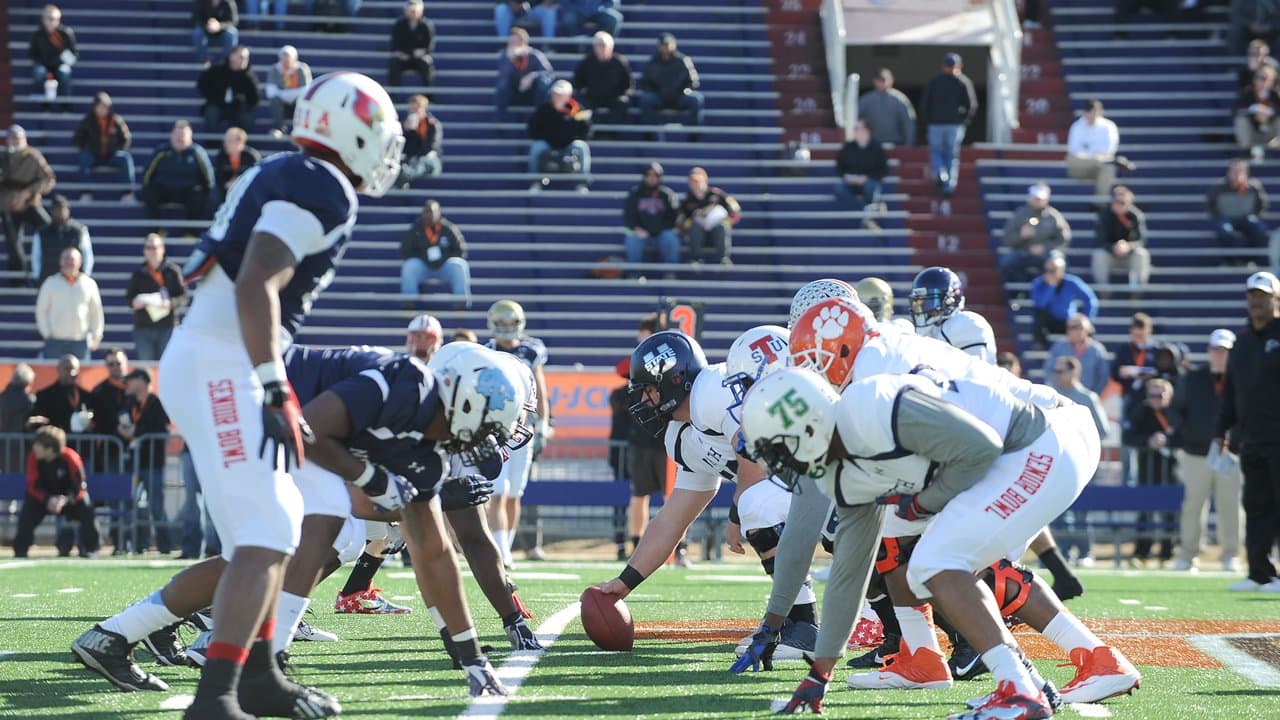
top-left (1093, 184), bottom-right (1152, 291)
top-left (191, 0), bottom-right (239, 66)
top-left (264, 45), bottom-right (311, 138)
top-left (638, 33), bottom-right (704, 129)
top-left (573, 32), bottom-right (632, 124)
top-left (622, 162), bottom-right (681, 270)
top-left (118, 368), bottom-right (173, 555)
top-left (28, 354), bottom-right (90, 433)
top-left (73, 92), bottom-right (134, 200)
top-left (495, 1), bottom-right (557, 39)
top-left (141, 120), bottom-right (215, 222)
top-left (1, 125), bottom-right (56, 285)
top-left (1030, 251), bottom-right (1097, 348)
top-left (527, 80), bottom-right (592, 191)
top-left (197, 44), bottom-right (260, 132)
top-left (999, 182), bottom-right (1072, 285)
top-left (1239, 39), bottom-right (1280, 88)
top-left (1208, 158), bottom-right (1269, 263)
top-left (28, 4), bottom-right (77, 111)
top-left (400, 199), bottom-right (471, 309)
top-left (556, 0), bottom-right (622, 37)
top-left (1235, 65), bottom-right (1280, 161)
top-left (303, 0), bottom-right (361, 17)
top-left (212, 127), bottom-right (260, 204)
top-left (13, 426), bottom-right (99, 558)
top-left (857, 68), bottom-right (916, 147)
top-left (1052, 355), bottom-right (1110, 440)
top-left (1066, 99), bottom-right (1125, 201)
top-left (496, 28), bottom-right (554, 122)
top-left (1042, 313), bottom-right (1110, 395)
top-left (241, 0), bottom-right (290, 29)
top-left (1122, 376), bottom-right (1180, 567)
top-left (921, 52), bottom-right (977, 197)
top-left (1229, 0), bottom-right (1280, 54)
top-left (833, 119), bottom-right (888, 227)
top-left (35, 248), bottom-right (101, 361)
top-left (677, 167), bottom-right (740, 265)
top-left (389, 0), bottom-right (436, 87)
top-left (30, 195), bottom-right (92, 285)
top-left (127, 234), bottom-right (187, 361)
top-left (400, 94), bottom-right (443, 183)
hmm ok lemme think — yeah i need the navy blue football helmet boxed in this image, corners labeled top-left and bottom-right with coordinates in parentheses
top-left (909, 266), bottom-right (964, 328)
top-left (627, 330), bottom-right (708, 437)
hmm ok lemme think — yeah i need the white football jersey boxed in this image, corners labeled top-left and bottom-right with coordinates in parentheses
top-left (689, 362), bottom-right (739, 440)
top-left (664, 363), bottom-right (741, 485)
top-left (918, 310), bottom-right (996, 364)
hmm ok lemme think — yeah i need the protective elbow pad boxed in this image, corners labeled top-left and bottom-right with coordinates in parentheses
top-left (746, 523), bottom-right (784, 557)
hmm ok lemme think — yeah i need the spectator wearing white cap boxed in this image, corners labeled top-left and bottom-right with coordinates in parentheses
top-left (400, 199), bottom-right (470, 309)
top-left (406, 314), bottom-right (442, 361)
top-left (1170, 328), bottom-right (1243, 572)
top-left (999, 181), bottom-right (1072, 285)
top-left (264, 45), bottom-right (311, 137)
top-left (1218, 271), bottom-right (1280, 591)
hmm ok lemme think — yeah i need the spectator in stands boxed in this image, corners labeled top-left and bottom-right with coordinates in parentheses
top-left (527, 80), bottom-right (592, 192)
top-left (857, 68), bottom-right (916, 147)
top-left (73, 92), bottom-right (134, 199)
top-left (997, 351), bottom-right (1022, 377)
top-left (1154, 340), bottom-right (1187, 386)
top-left (1208, 158), bottom-right (1269, 262)
top-left (1240, 39), bottom-right (1280, 89)
top-left (1066, 99), bottom-right (1123, 200)
top-left (1229, 0), bottom-right (1280, 54)
top-left (1123, 376), bottom-right (1180, 566)
top-left (920, 52), bottom-right (977, 197)
top-left (1029, 251), bottom-right (1097, 347)
top-left (35, 248), bottom-right (102, 360)
top-left (191, 0), bottom-right (239, 66)
top-left (241, 0), bottom-right (287, 28)
top-left (496, 28), bottom-right (554, 122)
top-left (197, 44), bottom-right (260, 132)
top-left (141, 121), bottom-right (215, 222)
top-left (452, 328), bottom-right (478, 343)
top-left (1052, 354), bottom-right (1110, 441)
top-left (264, 45), bottom-right (311, 137)
top-left (556, 0), bottom-right (622, 37)
top-left (1, 125), bottom-right (56, 284)
top-left (126, 234), bottom-right (186, 361)
top-left (833, 119), bottom-right (888, 227)
top-left (28, 354), bottom-right (90, 433)
top-left (389, 0), bottom-right (436, 87)
top-left (999, 182), bottom-right (1072, 284)
top-left (1093, 184), bottom-right (1152, 291)
top-left (83, 347), bottom-right (129, 484)
top-left (677, 167), bottom-right (740, 265)
top-left (400, 94), bottom-right (443, 184)
top-left (212, 127), bottom-right (260, 204)
top-left (495, 0), bottom-right (557, 39)
top-left (573, 32), bottom-right (632, 124)
top-left (638, 33), bottom-right (704, 128)
top-left (1042, 313), bottom-right (1110, 395)
top-left (30, 195), bottom-right (91, 285)
top-left (1217, 271), bottom-right (1280, 591)
top-left (1235, 65), bottom-right (1280, 161)
top-left (623, 162), bottom-right (681, 270)
top-left (13, 426), bottom-right (99, 558)
top-left (303, 0), bottom-right (361, 16)
top-left (118, 368), bottom-right (173, 554)
top-left (0, 364), bottom-right (35, 470)
top-left (1171, 328), bottom-right (1243, 572)
top-left (28, 4), bottom-right (77, 111)
top-left (400, 199), bottom-right (471, 308)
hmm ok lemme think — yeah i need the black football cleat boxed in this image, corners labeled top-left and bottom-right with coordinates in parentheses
top-left (948, 636), bottom-right (989, 681)
top-left (846, 633), bottom-right (899, 669)
top-left (71, 625), bottom-right (170, 692)
top-left (183, 693), bottom-right (255, 720)
top-left (238, 640), bottom-right (342, 718)
top-left (142, 622), bottom-right (188, 667)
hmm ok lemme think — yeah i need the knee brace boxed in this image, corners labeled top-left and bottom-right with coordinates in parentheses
top-left (746, 522), bottom-right (784, 575)
top-left (875, 535), bottom-right (919, 575)
top-left (980, 559), bottom-right (1034, 618)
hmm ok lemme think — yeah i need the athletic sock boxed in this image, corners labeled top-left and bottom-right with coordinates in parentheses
top-left (1041, 611), bottom-right (1103, 655)
top-left (339, 552), bottom-right (385, 596)
top-left (492, 530), bottom-right (510, 561)
top-left (197, 645), bottom-right (248, 702)
top-left (100, 589), bottom-right (183, 644)
top-left (869, 593), bottom-right (901, 638)
top-left (894, 605), bottom-right (942, 654)
top-left (452, 627), bottom-right (482, 662)
top-left (629, 535), bottom-right (640, 553)
top-left (273, 592), bottom-right (309, 655)
top-left (1037, 547), bottom-right (1075, 585)
top-left (980, 643), bottom-right (1039, 698)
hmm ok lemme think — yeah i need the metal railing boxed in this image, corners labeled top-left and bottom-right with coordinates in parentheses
top-left (988, 0), bottom-right (1024, 145)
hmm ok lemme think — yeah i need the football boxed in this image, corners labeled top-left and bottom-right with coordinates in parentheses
top-left (580, 586), bottom-right (634, 652)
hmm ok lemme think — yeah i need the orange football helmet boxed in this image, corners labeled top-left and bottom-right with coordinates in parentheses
top-left (789, 297), bottom-right (879, 388)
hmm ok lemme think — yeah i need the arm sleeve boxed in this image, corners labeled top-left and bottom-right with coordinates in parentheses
top-left (901, 94), bottom-right (917, 146)
top-left (166, 264), bottom-right (188, 301)
top-left (26, 451), bottom-right (45, 502)
top-left (1218, 350), bottom-right (1238, 438)
top-left (449, 223), bottom-right (466, 258)
top-left (1078, 279), bottom-right (1099, 318)
top-left (66, 450), bottom-right (87, 501)
top-left (1091, 393), bottom-right (1111, 439)
top-left (118, 117), bottom-right (132, 151)
top-left (814, 502), bottom-right (885, 658)
top-left (29, 233), bottom-right (41, 280)
top-left (764, 479), bottom-right (833, 617)
top-left (252, 200), bottom-right (330, 261)
top-left (34, 281), bottom-right (51, 338)
top-left (685, 56), bottom-right (700, 90)
top-left (80, 227), bottom-right (93, 277)
top-left (1256, 181), bottom-right (1270, 213)
top-left (623, 191), bottom-right (640, 228)
top-left (897, 388), bottom-right (1005, 512)
top-left (1106, 121), bottom-right (1120, 155)
top-left (87, 280), bottom-right (104, 343)
top-left (1066, 120), bottom-right (1083, 155)
top-left (964, 76), bottom-right (979, 123)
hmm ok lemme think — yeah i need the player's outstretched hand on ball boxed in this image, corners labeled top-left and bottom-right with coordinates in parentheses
top-left (593, 578), bottom-right (631, 599)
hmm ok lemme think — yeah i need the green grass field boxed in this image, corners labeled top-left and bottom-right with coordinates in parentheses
top-left (1, 557), bottom-right (1278, 719)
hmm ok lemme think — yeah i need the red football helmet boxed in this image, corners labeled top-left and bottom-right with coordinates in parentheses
top-left (789, 297), bottom-right (878, 388)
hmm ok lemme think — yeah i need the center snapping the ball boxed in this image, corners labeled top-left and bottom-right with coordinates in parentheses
top-left (579, 587), bottom-right (634, 651)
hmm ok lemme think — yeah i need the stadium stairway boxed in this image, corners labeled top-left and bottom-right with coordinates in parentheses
top-left (4, 0), bottom-right (918, 368)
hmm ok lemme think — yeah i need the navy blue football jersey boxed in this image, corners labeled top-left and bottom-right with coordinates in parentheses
top-left (185, 152), bottom-right (358, 340)
top-left (486, 336), bottom-right (548, 370)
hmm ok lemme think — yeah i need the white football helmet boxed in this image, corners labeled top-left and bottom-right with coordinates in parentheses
top-left (487, 299), bottom-right (526, 343)
top-left (738, 367), bottom-right (840, 492)
top-left (431, 347), bottom-right (527, 463)
top-left (291, 71), bottom-right (404, 198)
top-left (723, 324), bottom-right (791, 423)
top-left (493, 352), bottom-right (538, 451)
top-left (427, 340), bottom-right (487, 374)
top-left (787, 278), bottom-right (859, 330)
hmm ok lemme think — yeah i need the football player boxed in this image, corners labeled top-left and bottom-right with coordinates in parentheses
top-left (485, 299), bottom-right (552, 566)
top-left (742, 367), bottom-right (1140, 718)
top-left (855, 276), bottom-right (914, 334)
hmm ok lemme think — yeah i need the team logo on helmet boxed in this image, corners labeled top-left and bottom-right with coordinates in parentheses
top-left (642, 343), bottom-right (678, 378)
top-left (812, 306), bottom-right (850, 340)
top-left (475, 367), bottom-right (515, 411)
top-left (749, 334), bottom-right (786, 366)
top-left (352, 87), bottom-right (385, 129)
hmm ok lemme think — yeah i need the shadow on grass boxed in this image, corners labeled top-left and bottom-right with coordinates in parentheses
top-left (0, 651), bottom-right (164, 714)
top-left (1192, 688), bottom-right (1280, 698)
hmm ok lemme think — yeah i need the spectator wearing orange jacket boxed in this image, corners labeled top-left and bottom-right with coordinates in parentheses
top-left (13, 426), bottom-right (100, 557)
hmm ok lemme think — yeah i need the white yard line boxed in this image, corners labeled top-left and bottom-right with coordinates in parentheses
top-left (456, 602), bottom-right (581, 720)
top-left (1187, 634), bottom-right (1280, 688)
top-left (159, 695), bottom-right (194, 711)
top-left (0, 560), bottom-right (35, 571)
top-left (1068, 703), bottom-right (1114, 717)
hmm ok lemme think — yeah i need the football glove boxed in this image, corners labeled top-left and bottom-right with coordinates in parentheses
top-left (440, 473), bottom-right (494, 511)
top-left (354, 462), bottom-right (419, 512)
top-left (462, 657), bottom-right (510, 697)
top-left (876, 492), bottom-right (934, 522)
top-left (503, 617), bottom-right (545, 651)
top-left (379, 523), bottom-right (406, 557)
top-left (257, 365), bottom-right (312, 472)
top-left (776, 668), bottom-right (831, 715)
top-left (730, 623), bottom-right (779, 673)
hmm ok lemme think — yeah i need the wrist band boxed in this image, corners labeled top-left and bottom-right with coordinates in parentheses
top-left (618, 564), bottom-right (646, 590)
top-left (254, 360), bottom-right (287, 386)
top-left (354, 462), bottom-right (375, 487)
top-left (728, 501), bottom-right (740, 525)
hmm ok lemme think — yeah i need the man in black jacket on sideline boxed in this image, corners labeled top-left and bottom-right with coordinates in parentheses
top-left (196, 45), bottom-right (260, 131)
top-left (920, 52), bottom-right (977, 197)
top-left (622, 162), bottom-right (680, 268)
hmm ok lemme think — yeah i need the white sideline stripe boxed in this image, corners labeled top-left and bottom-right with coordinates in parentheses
top-left (1117, 598), bottom-right (1141, 605)
top-left (1188, 634), bottom-right (1280, 688)
top-left (0, 560), bottom-right (35, 571)
top-left (57, 587), bottom-right (83, 594)
top-left (0, 651), bottom-right (13, 661)
top-left (1143, 606), bottom-right (1168, 611)
top-left (456, 602), bottom-right (581, 720)
top-left (160, 695), bottom-right (195, 711)
top-left (386, 570), bottom-right (581, 582)
top-left (684, 574), bottom-right (771, 583)
top-left (11, 593), bottom-right (37, 598)
top-left (1069, 703), bottom-right (1114, 717)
